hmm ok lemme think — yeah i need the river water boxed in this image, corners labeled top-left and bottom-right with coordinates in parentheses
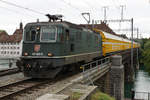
top-left (134, 69), bottom-right (150, 92)
top-left (125, 66), bottom-right (150, 99)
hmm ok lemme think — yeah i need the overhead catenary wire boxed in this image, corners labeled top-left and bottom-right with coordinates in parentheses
top-left (61, 0), bottom-right (82, 13)
top-left (0, 5), bottom-right (35, 17)
top-left (59, 0), bottom-right (84, 21)
top-left (82, 0), bottom-right (94, 10)
top-left (0, 0), bottom-right (44, 15)
top-left (61, 0), bottom-right (102, 23)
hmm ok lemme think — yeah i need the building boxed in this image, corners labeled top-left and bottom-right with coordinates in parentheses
top-left (0, 22), bottom-right (23, 59)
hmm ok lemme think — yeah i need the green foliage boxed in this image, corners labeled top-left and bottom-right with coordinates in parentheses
top-left (70, 92), bottom-right (82, 100)
top-left (91, 90), bottom-right (115, 100)
top-left (140, 39), bottom-right (150, 74)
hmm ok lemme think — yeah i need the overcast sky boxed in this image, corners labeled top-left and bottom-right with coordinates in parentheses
top-left (0, 0), bottom-right (150, 38)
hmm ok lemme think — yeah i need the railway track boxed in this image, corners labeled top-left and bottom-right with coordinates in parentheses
top-left (0, 66), bottom-right (81, 100)
top-left (0, 78), bottom-right (52, 100)
top-left (0, 68), bottom-right (20, 77)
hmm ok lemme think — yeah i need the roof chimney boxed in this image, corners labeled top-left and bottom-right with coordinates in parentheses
top-left (20, 22), bottom-right (23, 30)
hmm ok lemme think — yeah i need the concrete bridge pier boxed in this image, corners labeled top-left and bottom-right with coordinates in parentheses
top-left (109, 55), bottom-right (124, 100)
top-left (94, 55), bottom-right (124, 100)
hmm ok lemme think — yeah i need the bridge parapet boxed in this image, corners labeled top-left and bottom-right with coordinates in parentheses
top-left (79, 57), bottom-right (111, 85)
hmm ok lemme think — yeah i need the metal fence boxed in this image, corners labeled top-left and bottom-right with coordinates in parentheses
top-left (135, 92), bottom-right (150, 100)
top-left (81, 57), bottom-right (110, 85)
top-left (81, 57), bottom-right (110, 72)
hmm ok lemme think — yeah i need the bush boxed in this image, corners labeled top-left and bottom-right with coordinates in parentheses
top-left (139, 39), bottom-right (150, 74)
top-left (70, 92), bottom-right (82, 100)
top-left (91, 90), bottom-right (115, 100)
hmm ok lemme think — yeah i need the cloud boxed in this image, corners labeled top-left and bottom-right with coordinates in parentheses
top-left (0, 0), bottom-right (149, 38)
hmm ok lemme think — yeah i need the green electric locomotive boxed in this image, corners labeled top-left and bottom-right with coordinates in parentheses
top-left (18, 15), bottom-right (102, 78)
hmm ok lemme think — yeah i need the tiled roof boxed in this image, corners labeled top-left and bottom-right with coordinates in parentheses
top-left (0, 31), bottom-right (10, 42)
top-left (79, 22), bottom-right (116, 34)
top-left (79, 22), bottom-right (128, 39)
top-left (0, 29), bottom-right (23, 43)
top-left (10, 29), bottom-right (23, 42)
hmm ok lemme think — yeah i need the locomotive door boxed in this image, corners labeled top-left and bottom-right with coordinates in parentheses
top-left (64, 29), bottom-right (71, 55)
top-left (65, 29), bottom-right (75, 55)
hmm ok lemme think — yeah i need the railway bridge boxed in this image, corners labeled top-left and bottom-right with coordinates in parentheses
top-left (37, 48), bottom-right (139, 100)
top-left (79, 48), bottom-right (138, 100)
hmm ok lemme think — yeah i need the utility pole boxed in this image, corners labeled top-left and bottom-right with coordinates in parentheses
top-left (131, 18), bottom-right (134, 79)
top-left (136, 28), bottom-right (139, 69)
top-left (120, 5), bottom-right (126, 20)
top-left (102, 6), bottom-right (109, 21)
top-left (137, 28), bottom-right (139, 39)
top-left (119, 5), bottom-right (126, 31)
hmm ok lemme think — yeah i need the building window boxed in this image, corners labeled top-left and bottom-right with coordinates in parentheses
top-left (17, 47), bottom-right (20, 49)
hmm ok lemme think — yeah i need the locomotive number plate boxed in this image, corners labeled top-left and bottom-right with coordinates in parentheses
top-left (32, 52), bottom-right (43, 56)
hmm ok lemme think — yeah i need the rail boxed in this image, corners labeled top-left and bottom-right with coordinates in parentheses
top-left (134, 92), bottom-right (150, 100)
top-left (0, 78), bottom-right (50, 100)
top-left (81, 57), bottom-right (110, 85)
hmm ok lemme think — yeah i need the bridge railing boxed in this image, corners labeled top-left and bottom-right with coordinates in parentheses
top-left (135, 92), bottom-right (150, 100)
top-left (81, 57), bottom-right (110, 85)
top-left (81, 57), bottom-right (110, 72)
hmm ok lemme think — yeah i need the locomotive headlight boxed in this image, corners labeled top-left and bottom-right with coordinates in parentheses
top-left (24, 52), bottom-right (28, 56)
top-left (48, 53), bottom-right (53, 57)
top-left (36, 27), bottom-right (40, 31)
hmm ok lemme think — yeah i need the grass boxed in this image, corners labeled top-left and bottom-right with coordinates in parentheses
top-left (91, 90), bottom-right (115, 100)
top-left (70, 92), bottom-right (82, 100)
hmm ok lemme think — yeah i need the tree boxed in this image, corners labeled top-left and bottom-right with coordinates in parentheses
top-left (142, 39), bottom-right (150, 74)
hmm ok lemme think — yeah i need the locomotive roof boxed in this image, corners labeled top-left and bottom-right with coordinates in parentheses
top-left (26, 21), bottom-right (95, 33)
top-left (27, 21), bottom-right (81, 29)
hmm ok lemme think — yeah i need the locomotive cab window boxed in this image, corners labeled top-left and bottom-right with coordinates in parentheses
top-left (25, 29), bottom-right (37, 42)
top-left (31, 30), bottom-right (36, 41)
top-left (40, 26), bottom-right (57, 42)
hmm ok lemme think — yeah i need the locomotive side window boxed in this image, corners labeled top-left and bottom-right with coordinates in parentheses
top-left (66, 29), bottom-right (69, 40)
top-left (40, 26), bottom-right (57, 42)
top-left (59, 27), bottom-right (64, 42)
